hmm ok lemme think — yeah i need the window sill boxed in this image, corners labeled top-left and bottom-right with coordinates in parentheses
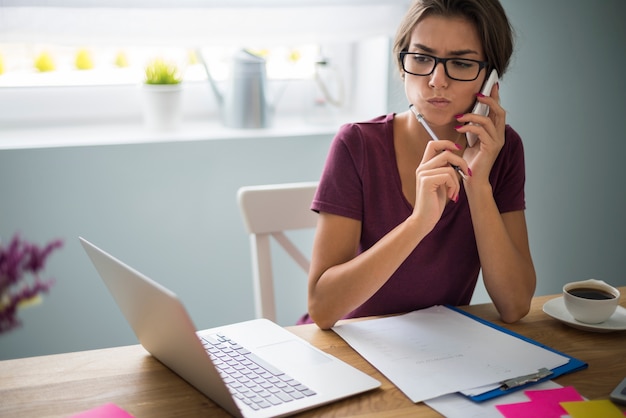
top-left (0, 116), bottom-right (347, 150)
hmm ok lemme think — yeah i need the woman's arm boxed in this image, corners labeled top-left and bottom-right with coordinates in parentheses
top-left (459, 87), bottom-right (536, 323)
top-left (307, 140), bottom-right (467, 330)
top-left (467, 185), bottom-right (536, 322)
top-left (307, 211), bottom-right (428, 330)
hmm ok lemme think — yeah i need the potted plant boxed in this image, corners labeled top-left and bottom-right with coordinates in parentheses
top-left (142, 58), bottom-right (183, 131)
top-left (0, 234), bottom-right (63, 334)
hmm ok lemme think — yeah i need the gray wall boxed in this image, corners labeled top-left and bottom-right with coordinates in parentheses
top-left (2, 0), bottom-right (626, 360)
top-left (501, 0), bottom-right (626, 295)
top-left (0, 136), bottom-right (329, 359)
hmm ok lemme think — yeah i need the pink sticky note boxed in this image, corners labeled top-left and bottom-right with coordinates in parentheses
top-left (525, 386), bottom-right (585, 403)
top-left (561, 400), bottom-right (625, 418)
top-left (495, 386), bottom-right (585, 418)
top-left (70, 403), bottom-right (134, 418)
top-left (496, 399), bottom-right (567, 418)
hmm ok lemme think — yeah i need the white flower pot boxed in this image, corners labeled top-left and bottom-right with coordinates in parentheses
top-left (141, 84), bottom-right (183, 131)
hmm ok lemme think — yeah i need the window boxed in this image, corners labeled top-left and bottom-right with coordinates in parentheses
top-left (0, 42), bottom-right (320, 87)
top-left (0, 1), bottom-right (406, 138)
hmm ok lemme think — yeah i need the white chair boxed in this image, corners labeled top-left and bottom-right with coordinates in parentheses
top-left (237, 181), bottom-right (319, 322)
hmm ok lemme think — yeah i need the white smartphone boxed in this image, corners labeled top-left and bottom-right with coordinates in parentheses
top-left (466, 69), bottom-right (499, 147)
top-left (610, 377), bottom-right (626, 405)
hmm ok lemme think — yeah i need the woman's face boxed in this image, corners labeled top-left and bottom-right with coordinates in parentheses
top-left (405, 14), bottom-right (487, 127)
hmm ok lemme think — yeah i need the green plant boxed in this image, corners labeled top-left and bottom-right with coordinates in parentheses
top-left (144, 58), bottom-right (182, 85)
top-left (34, 51), bottom-right (55, 72)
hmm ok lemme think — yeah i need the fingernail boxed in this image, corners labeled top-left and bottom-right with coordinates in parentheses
top-left (454, 125), bottom-right (463, 130)
top-left (496, 82), bottom-right (500, 89)
top-left (468, 167), bottom-right (473, 176)
top-left (476, 92), bottom-right (486, 98)
top-left (454, 114), bottom-right (464, 119)
top-left (454, 143), bottom-right (462, 150)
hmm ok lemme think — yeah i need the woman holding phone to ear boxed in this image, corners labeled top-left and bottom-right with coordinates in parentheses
top-left (301, 0), bottom-right (536, 330)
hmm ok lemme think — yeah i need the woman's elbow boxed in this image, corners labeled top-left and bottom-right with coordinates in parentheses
top-left (314, 318), bottom-right (336, 331)
top-left (499, 301), bottom-right (531, 323)
top-left (307, 298), bottom-right (339, 330)
top-left (307, 309), bottom-right (336, 330)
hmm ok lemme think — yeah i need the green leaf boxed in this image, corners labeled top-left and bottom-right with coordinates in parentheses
top-left (144, 58), bottom-right (182, 85)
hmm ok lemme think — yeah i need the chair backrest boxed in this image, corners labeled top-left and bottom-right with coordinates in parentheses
top-left (237, 181), bottom-right (318, 322)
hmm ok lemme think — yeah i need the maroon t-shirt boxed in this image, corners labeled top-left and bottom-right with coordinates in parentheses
top-left (299, 113), bottom-right (526, 323)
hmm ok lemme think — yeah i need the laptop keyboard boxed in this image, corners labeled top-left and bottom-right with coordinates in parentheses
top-left (201, 333), bottom-right (317, 411)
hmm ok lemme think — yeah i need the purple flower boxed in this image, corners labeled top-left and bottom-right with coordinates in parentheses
top-left (0, 234), bottom-right (63, 334)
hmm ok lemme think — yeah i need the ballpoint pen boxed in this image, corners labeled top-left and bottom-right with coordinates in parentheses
top-left (409, 104), bottom-right (468, 181)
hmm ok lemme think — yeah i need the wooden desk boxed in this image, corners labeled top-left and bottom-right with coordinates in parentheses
top-left (1, 290), bottom-right (625, 417)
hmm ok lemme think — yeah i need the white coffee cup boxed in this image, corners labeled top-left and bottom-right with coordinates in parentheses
top-left (563, 279), bottom-right (620, 324)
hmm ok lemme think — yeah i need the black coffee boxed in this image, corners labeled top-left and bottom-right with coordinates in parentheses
top-left (567, 287), bottom-right (615, 300)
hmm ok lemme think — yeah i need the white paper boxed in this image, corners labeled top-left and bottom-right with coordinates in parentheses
top-left (332, 306), bottom-right (568, 402)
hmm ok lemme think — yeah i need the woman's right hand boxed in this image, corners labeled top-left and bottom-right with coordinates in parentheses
top-left (412, 140), bottom-right (467, 229)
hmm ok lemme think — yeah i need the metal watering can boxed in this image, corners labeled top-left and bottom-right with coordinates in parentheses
top-left (199, 49), bottom-right (276, 129)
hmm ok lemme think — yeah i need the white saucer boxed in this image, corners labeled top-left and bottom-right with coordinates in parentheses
top-left (542, 297), bottom-right (626, 332)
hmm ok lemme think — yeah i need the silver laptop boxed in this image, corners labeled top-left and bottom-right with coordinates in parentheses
top-left (79, 237), bottom-right (379, 418)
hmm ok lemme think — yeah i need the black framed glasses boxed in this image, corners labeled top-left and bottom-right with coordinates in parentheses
top-left (400, 52), bottom-right (488, 82)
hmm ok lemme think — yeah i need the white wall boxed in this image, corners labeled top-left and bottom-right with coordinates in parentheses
top-left (2, 0), bottom-right (626, 360)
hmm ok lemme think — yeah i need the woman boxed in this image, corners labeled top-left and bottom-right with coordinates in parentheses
top-left (302, 0), bottom-right (536, 329)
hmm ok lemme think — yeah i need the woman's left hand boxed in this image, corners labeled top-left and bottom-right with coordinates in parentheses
top-left (455, 83), bottom-right (506, 182)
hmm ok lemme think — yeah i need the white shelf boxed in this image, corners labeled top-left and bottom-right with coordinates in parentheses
top-left (0, 116), bottom-right (345, 150)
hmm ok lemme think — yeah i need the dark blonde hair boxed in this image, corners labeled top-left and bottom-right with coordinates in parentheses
top-left (393, 0), bottom-right (514, 78)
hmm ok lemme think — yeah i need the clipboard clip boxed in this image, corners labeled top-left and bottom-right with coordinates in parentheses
top-left (500, 367), bottom-right (553, 390)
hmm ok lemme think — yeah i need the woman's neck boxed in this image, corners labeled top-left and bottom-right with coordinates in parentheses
top-left (406, 107), bottom-right (465, 149)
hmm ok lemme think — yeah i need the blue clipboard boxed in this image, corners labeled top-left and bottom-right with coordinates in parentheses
top-left (446, 305), bottom-right (588, 402)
